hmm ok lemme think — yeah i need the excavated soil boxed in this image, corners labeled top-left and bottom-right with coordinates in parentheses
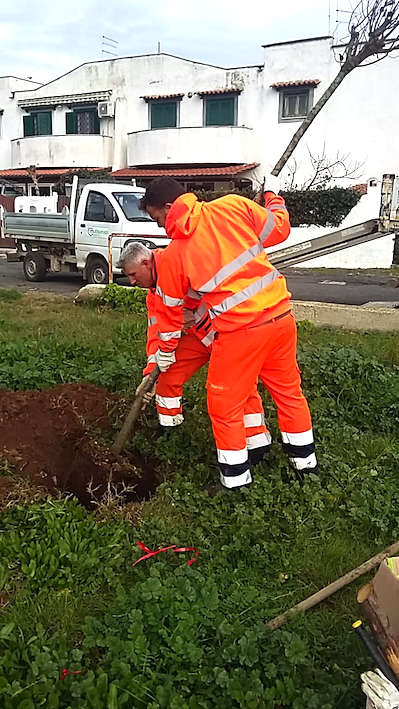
top-left (0, 383), bottom-right (160, 506)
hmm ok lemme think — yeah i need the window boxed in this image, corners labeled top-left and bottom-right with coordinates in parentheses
top-left (150, 101), bottom-right (177, 129)
top-left (205, 96), bottom-right (236, 126)
top-left (279, 89), bottom-right (313, 121)
top-left (27, 184), bottom-right (53, 197)
top-left (66, 108), bottom-right (100, 135)
top-left (113, 192), bottom-right (152, 222)
top-left (84, 191), bottom-right (118, 223)
top-left (23, 111), bottom-right (52, 137)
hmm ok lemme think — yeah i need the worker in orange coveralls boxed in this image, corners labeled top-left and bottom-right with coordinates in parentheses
top-left (116, 242), bottom-right (273, 465)
top-left (140, 177), bottom-right (319, 491)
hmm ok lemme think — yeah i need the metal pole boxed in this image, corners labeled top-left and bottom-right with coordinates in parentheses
top-left (108, 233), bottom-right (113, 283)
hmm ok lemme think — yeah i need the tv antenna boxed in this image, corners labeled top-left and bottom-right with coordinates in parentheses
top-left (102, 35), bottom-right (118, 58)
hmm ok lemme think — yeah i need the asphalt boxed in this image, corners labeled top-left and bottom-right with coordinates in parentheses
top-left (0, 253), bottom-right (398, 307)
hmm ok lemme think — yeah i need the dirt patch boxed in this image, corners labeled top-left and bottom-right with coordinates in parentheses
top-left (0, 383), bottom-right (160, 506)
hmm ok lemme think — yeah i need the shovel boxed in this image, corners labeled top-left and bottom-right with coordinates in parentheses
top-left (111, 365), bottom-right (160, 456)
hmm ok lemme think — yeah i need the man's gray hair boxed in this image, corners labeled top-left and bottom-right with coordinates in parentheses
top-left (116, 242), bottom-right (153, 270)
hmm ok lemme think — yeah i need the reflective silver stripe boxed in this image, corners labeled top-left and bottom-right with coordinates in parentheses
top-left (259, 210), bottom-right (275, 244)
top-left (155, 285), bottom-right (185, 307)
top-left (288, 453), bottom-right (318, 471)
top-left (243, 413), bottom-right (265, 428)
top-left (209, 269), bottom-right (280, 320)
top-left (217, 447), bottom-right (248, 465)
top-left (220, 469), bottom-right (252, 488)
top-left (201, 331), bottom-right (215, 347)
top-left (187, 287), bottom-right (202, 301)
top-left (198, 240), bottom-right (265, 294)
top-left (246, 432), bottom-right (272, 450)
top-left (194, 302), bottom-right (208, 322)
top-left (156, 394), bottom-right (182, 409)
top-left (148, 316), bottom-right (157, 327)
top-left (281, 429), bottom-right (314, 446)
top-left (158, 330), bottom-right (182, 342)
top-left (158, 413), bottom-right (184, 427)
top-left (147, 354), bottom-right (157, 364)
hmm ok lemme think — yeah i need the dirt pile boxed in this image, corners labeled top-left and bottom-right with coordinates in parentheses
top-left (0, 383), bottom-right (159, 506)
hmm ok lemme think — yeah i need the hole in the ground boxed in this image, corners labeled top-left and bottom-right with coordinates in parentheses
top-left (0, 383), bottom-right (162, 508)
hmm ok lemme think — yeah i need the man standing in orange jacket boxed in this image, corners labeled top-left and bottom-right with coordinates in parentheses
top-left (141, 177), bottom-right (319, 490)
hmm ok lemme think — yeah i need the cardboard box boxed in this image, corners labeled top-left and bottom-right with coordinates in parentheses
top-left (372, 559), bottom-right (399, 640)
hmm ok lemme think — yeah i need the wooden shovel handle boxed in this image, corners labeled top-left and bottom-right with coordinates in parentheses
top-left (111, 365), bottom-right (160, 456)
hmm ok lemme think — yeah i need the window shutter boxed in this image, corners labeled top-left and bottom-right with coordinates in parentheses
top-left (23, 114), bottom-right (35, 137)
top-left (151, 102), bottom-right (177, 129)
top-left (205, 99), bottom-right (219, 126)
top-left (37, 111), bottom-right (52, 135)
top-left (220, 98), bottom-right (234, 125)
top-left (66, 111), bottom-right (78, 134)
top-left (205, 97), bottom-right (235, 127)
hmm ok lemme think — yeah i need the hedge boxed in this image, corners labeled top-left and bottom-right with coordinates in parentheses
top-left (194, 187), bottom-right (362, 228)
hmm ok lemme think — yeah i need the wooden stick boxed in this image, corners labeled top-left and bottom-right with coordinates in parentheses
top-left (265, 540), bottom-right (399, 631)
top-left (111, 366), bottom-right (160, 456)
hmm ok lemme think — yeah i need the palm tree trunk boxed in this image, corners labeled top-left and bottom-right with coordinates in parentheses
top-left (271, 65), bottom-right (352, 177)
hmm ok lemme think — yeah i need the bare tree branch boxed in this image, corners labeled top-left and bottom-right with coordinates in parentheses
top-left (272, 0), bottom-right (399, 176)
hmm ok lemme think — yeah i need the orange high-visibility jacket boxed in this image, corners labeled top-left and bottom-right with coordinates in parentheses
top-left (144, 250), bottom-right (214, 374)
top-left (154, 192), bottom-right (291, 353)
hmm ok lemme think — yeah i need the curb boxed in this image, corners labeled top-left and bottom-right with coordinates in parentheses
top-left (292, 300), bottom-right (399, 332)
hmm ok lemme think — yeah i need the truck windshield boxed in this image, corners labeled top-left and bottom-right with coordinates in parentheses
top-left (113, 192), bottom-right (152, 221)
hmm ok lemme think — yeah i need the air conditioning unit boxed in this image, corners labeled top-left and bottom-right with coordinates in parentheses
top-left (98, 101), bottom-right (115, 118)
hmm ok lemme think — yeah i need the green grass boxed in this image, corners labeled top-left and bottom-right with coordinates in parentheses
top-left (0, 288), bottom-right (23, 302)
top-left (0, 291), bottom-right (398, 707)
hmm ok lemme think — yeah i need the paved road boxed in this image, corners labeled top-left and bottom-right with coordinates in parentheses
top-left (0, 255), bottom-right (398, 307)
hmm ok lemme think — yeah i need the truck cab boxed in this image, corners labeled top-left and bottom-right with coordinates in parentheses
top-left (75, 183), bottom-right (169, 284)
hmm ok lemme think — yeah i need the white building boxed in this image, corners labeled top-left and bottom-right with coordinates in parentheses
top-left (0, 36), bottom-right (398, 195)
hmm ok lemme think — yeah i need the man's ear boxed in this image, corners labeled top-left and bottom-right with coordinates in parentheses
top-left (165, 203), bottom-right (172, 211)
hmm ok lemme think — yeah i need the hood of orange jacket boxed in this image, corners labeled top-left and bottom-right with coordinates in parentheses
top-left (165, 194), bottom-right (203, 240)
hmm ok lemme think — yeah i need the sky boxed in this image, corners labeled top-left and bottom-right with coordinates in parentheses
top-left (0, 0), bottom-right (355, 85)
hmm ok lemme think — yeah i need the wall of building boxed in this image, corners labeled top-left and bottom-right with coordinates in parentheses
top-left (0, 77), bottom-right (42, 169)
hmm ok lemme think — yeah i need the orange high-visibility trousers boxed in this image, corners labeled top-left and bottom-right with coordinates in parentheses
top-left (156, 334), bottom-right (272, 461)
top-left (206, 312), bottom-right (318, 488)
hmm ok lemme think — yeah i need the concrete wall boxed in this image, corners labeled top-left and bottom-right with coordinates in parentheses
top-left (127, 125), bottom-right (256, 166)
top-left (0, 77), bottom-right (42, 169)
top-left (267, 182), bottom-right (396, 268)
top-left (11, 134), bottom-right (113, 169)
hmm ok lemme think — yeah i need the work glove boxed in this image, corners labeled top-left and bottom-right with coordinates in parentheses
top-left (155, 349), bottom-right (176, 372)
top-left (135, 375), bottom-right (156, 404)
top-left (264, 173), bottom-right (281, 195)
top-left (361, 669), bottom-right (399, 708)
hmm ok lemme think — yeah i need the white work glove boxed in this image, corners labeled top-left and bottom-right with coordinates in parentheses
top-left (361, 669), bottom-right (399, 708)
top-left (155, 349), bottom-right (176, 372)
top-left (264, 173), bottom-right (281, 195)
top-left (136, 375), bottom-right (156, 404)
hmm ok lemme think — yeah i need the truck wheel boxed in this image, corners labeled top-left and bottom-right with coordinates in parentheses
top-left (86, 257), bottom-right (109, 285)
top-left (23, 252), bottom-right (47, 282)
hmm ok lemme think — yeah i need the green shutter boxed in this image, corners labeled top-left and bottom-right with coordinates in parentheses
top-left (66, 111), bottom-right (78, 134)
top-left (205, 97), bottom-right (235, 126)
top-left (37, 111), bottom-right (52, 135)
top-left (151, 102), bottom-right (177, 129)
top-left (23, 115), bottom-right (35, 136)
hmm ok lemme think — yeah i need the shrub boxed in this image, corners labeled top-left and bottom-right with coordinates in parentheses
top-left (193, 187), bottom-right (361, 228)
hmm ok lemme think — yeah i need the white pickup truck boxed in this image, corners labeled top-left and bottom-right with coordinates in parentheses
top-left (2, 176), bottom-right (169, 283)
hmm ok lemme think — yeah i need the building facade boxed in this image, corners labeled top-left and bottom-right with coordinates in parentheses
top-left (0, 36), bottom-right (398, 195)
